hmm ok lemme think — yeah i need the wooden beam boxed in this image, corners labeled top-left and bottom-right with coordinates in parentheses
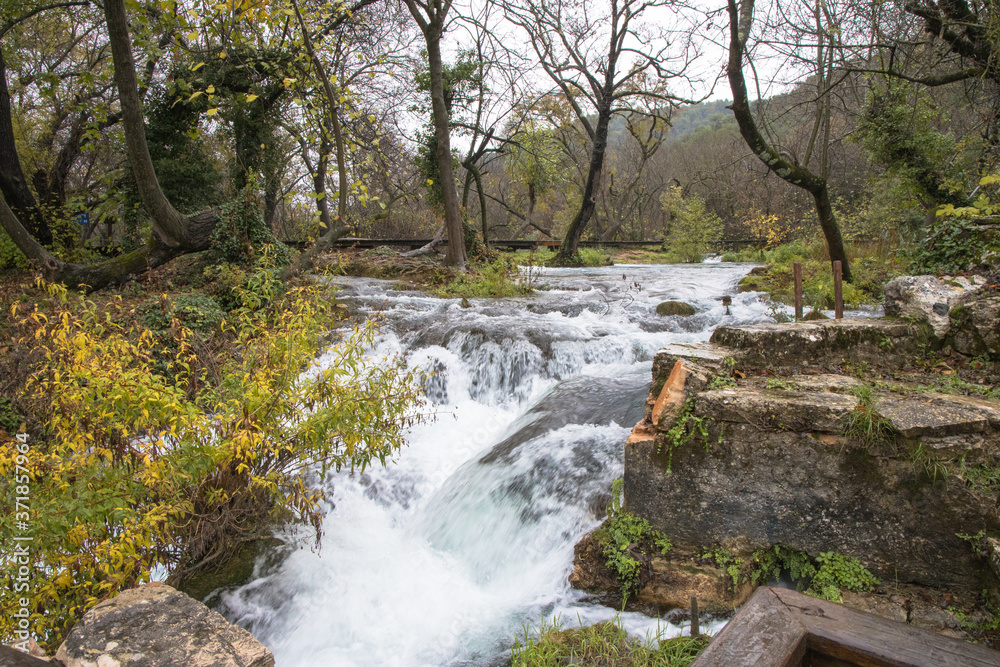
top-left (692, 587), bottom-right (1000, 667)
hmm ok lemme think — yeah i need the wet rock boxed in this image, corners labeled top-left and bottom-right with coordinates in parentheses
top-left (55, 584), bottom-right (274, 667)
top-left (802, 309), bottom-right (828, 321)
top-left (569, 533), bottom-right (748, 614)
top-left (710, 319), bottom-right (921, 368)
top-left (656, 301), bottom-right (696, 317)
top-left (949, 296), bottom-right (1000, 358)
top-left (883, 275), bottom-right (983, 339)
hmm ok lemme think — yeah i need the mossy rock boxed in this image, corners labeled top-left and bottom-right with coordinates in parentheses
top-left (802, 309), bottom-right (829, 321)
top-left (656, 300), bottom-right (697, 317)
top-left (738, 276), bottom-right (761, 293)
top-left (176, 537), bottom-right (284, 603)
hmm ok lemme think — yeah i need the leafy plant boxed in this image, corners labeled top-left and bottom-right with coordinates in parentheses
top-left (660, 186), bottom-right (723, 263)
top-left (436, 259), bottom-right (533, 298)
top-left (751, 545), bottom-right (817, 588)
top-left (808, 552), bottom-right (879, 602)
top-left (656, 399), bottom-right (714, 472)
top-left (596, 479), bottom-right (672, 604)
top-left (0, 279), bottom-right (427, 649)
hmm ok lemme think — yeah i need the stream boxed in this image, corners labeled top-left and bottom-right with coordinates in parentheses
top-left (220, 261), bottom-right (775, 666)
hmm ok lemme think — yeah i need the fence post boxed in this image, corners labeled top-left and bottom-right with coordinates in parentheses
top-left (834, 260), bottom-right (843, 319)
top-left (793, 262), bottom-right (803, 321)
top-left (691, 595), bottom-right (700, 637)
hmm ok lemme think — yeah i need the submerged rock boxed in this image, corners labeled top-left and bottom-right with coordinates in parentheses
top-left (655, 301), bottom-right (697, 317)
top-left (56, 584), bottom-right (273, 667)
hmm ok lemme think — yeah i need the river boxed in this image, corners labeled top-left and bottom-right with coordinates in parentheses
top-left (220, 261), bottom-right (773, 666)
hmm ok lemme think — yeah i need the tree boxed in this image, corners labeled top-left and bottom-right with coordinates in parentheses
top-left (726, 0), bottom-right (853, 281)
top-left (502, 0), bottom-right (699, 263)
top-left (505, 120), bottom-right (562, 237)
top-left (404, 0), bottom-right (468, 269)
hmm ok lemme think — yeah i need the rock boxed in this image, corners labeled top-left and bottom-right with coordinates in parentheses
top-left (949, 296), bottom-right (1000, 358)
top-left (802, 309), bottom-right (828, 321)
top-left (650, 360), bottom-right (689, 429)
top-left (0, 646), bottom-right (54, 666)
top-left (883, 275), bottom-right (983, 339)
top-left (656, 300), bottom-right (696, 317)
top-left (710, 319), bottom-right (921, 368)
top-left (879, 397), bottom-right (991, 439)
top-left (695, 387), bottom-right (858, 433)
top-left (55, 585), bottom-right (274, 667)
top-left (569, 532), bottom-right (748, 614)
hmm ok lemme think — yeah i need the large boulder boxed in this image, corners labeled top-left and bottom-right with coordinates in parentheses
top-left (55, 584), bottom-right (273, 667)
top-left (622, 326), bottom-right (1000, 597)
top-left (949, 295), bottom-right (1000, 358)
top-left (883, 275), bottom-right (983, 338)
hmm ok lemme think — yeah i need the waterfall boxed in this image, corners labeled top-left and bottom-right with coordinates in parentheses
top-left (220, 263), bottom-right (772, 666)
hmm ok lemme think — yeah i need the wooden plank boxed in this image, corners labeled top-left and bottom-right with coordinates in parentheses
top-left (693, 588), bottom-right (1000, 667)
top-left (692, 587), bottom-right (807, 667)
top-left (777, 588), bottom-right (1000, 667)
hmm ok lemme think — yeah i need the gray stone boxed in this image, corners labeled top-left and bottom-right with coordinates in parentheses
top-left (883, 275), bottom-right (983, 339)
top-left (55, 585), bottom-right (273, 667)
top-left (624, 419), bottom-right (1000, 592)
top-left (695, 388), bottom-right (858, 433)
top-left (0, 646), bottom-right (52, 666)
top-left (879, 397), bottom-right (991, 439)
top-left (656, 300), bottom-right (697, 317)
top-left (949, 296), bottom-right (1000, 358)
top-left (710, 319), bottom-right (920, 368)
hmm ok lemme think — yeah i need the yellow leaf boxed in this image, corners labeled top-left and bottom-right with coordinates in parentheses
top-left (207, 108), bottom-right (218, 116)
top-left (206, 85), bottom-right (215, 94)
top-left (187, 31), bottom-right (198, 41)
top-left (218, 50), bottom-right (228, 59)
top-left (190, 62), bottom-right (206, 71)
top-left (246, 94), bottom-right (258, 102)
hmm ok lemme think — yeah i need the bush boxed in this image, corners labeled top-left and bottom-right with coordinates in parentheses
top-left (437, 259), bottom-right (533, 298)
top-left (208, 187), bottom-right (290, 267)
top-left (0, 229), bottom-right (28, 273)
top-left (0, 279), bottom-right (427, 649)
top-left (579, 247), bottom-right (614, 266)
top-left (512, 617), bottom-right (708, 667)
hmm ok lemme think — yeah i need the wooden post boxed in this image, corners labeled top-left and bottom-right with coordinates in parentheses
top-left (691, 595), bottom-right (700, 637)
top-left (833, 260), bottom-right (844, 319)
top-left (793, 262), bottom-right (803, 321)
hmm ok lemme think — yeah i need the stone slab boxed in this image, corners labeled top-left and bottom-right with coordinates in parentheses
top-left (695, 387), bottom-right (858, 433)
top-left (879, 398), bottom-right (991, 439)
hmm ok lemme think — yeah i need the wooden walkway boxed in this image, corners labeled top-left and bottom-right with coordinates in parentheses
top-left (319, 238), bottom-right (754, 251)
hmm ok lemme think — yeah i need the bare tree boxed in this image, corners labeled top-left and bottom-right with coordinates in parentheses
top-left (501, 0), bottom-right (703, 263)
top-left (403, 0), bottom-right (468, 269)
top-left (726, 0), bottom-right (853, 281)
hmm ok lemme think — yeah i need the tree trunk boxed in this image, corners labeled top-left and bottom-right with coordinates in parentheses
top-left (726, 0), bottom-right (851, 282)
top-left (557, 102), bottom-right (612, 261)
top-left (419, 17), bottom-right (467, 269)
top-left (331, 107), bottom-right (349, 229)
top-left (0, 48), bottom-right (51, 245)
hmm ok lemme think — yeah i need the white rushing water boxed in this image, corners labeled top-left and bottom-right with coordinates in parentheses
top-left (220, 262), bottom-right (776, 667)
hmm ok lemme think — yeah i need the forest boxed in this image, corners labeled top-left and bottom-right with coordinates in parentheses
top-left (1, 0), bottom-right (1000, 660)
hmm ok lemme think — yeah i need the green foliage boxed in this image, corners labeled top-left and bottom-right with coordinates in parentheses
top-left (596, 479), bottom-right (672, 604)
top-left (208, 187), bottom-right (290, 266)
top-left (844, 384), bottom-right (895, 448)
top-left (705, 544), bottom-right (878, 602)
top-left (0, 279), bottom-right (427, 649)
top-left (578, 247), bottom-right (614, 266)
top-left (750, 545), bottom-right (817, 588)
top-left (809, 552), bottom-right (879, 602)
top-left (136, 293), bottom-right (225, 335)
top-left (657, 399), bottom-right (714, 473)
top-left (511, 616), bottom-right (709, 667)
top-left (0, 398), bottom-right (24, 434)
top-left (908, 216), bottom-right (991, 274)
top-left (0, 229), bottom-right (29, 273)
top-left (660, 187), bottom-right (722, 263)
top-left (436, 259), bottom-right (533, 298)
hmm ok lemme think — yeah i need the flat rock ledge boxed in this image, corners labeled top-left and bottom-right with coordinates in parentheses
top-left (55, 584), bottom-right (273, 667)
top-left (580, 308), bottom-right (1000, 645)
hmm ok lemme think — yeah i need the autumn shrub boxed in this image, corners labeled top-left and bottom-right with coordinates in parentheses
top-left (0, 277), bottom-right (426, 650)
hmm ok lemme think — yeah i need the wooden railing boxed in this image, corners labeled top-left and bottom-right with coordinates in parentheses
top-left (692, 587), bottom-right (1000, 667)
